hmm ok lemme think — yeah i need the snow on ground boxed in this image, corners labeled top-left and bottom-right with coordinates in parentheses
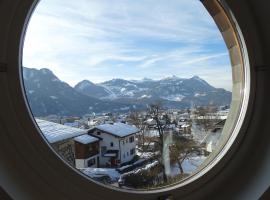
top-left (138, 94), bottom-right (151, 99)
top-left (80, 168), bottom-right (120, 182)
top-left (170, 156), bottom-right (206, 177)
top-left (137, 151), bottom-right (156, 159)
top-left (144, 160), bottom-right (159, 170)
top-left (117, 158), bottom-right (150, 174)
top-left (81, 156), bottom-right (205, 184)
top-left (194, 93), bottom-right (206, 97)
top-left (122, 160), bottom-right (159, 177)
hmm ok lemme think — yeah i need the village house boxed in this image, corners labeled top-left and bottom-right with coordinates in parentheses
top-left (36, 119), bottom-right (87, 166)
top-left (88, 123), bottom-right (139, 167)
top-left (74, 134), bottom-right (100, 168)
top-left (37, 119), bottom-right (140, 169)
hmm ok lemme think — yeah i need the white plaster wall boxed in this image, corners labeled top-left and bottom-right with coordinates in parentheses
top-left (75, 159), bottom-right (85, 169)
top-left (91, 130), bottom-right (137, 165)
top-left (119, 135), bottom-right (136, 164)
top-left (91, 130), bottom-right (120, 166)
top-left (75, 155), bottom-right (99, 168)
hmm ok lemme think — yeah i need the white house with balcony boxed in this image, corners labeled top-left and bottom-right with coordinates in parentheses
top-left (88, 123), bottom-right (139, 167)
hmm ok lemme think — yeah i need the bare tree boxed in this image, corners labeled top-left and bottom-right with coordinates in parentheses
top-left (169, 136), bottom-right (199, 174)
top-left (127, 111), bottom-right (148, 149)
top-left (147, 102), bottom-right (172, 183)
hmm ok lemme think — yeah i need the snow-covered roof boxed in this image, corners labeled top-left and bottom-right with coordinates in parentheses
top-left (64, 122), bottom-right (79, 128)
top-left (95, 123), bottom-right (139, 137)
top-left (36, 119), bottom-right (86, 143)
top-left (74, 134), bottom-right (99, 144)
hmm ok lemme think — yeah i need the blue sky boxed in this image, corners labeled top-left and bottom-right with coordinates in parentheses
top-left (23, 0), bottom-right (232, 91)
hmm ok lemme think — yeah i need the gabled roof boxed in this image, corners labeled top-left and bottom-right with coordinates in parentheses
top-left (36, 119), bottom-right (86, 143)
top-left (74, 134), bottom-right (99, 144)
top-left (94, 123), bottom-right (139, 138)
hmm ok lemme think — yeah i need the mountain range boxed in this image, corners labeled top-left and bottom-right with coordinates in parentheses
top-left (23, 67), bottom-right (231, 117)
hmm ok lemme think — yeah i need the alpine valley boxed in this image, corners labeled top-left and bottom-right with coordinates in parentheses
top-left (23, 67), bottom-right (232, 117)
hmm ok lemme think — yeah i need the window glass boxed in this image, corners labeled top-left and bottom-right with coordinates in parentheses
top-left (130, 148), bottom-right (135, 155)
top-left (88, 158), bottom-right (96, 167)
top-left (129, 136), bottom-right (134, 143)
top-left (22, 0), bottom-right (245, 190)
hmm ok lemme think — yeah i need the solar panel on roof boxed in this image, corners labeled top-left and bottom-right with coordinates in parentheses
top-left (35, 119), bottom-right (86, 143)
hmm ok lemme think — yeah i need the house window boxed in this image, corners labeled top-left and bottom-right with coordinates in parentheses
top-left (97, 131), bottom-right (101, 135)
top-left (87, 158), bottom-right (95, 167)
top-left (122, 140), bottom-right (125, 145)
top-left (101, 146), bottom-right (107, 155)
top-left (110, 142), bottom-right (114, 147)
top-left (129, 136), bottom-right (134, 143)
top-left (130, 148), bottom-right (135, 155)
top-left (127, 152), bottom-right (129, 156)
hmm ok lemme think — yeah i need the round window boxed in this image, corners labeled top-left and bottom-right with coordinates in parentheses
top-left (21, 0), bottom-right (249, 191)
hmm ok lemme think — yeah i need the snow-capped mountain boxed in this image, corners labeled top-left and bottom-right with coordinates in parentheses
top-left (74, 80), bottom-right (110, 99)
top-left (22, 67), bottom-right (231, 117)
top-left (75, 75), bottom-right (232, 109)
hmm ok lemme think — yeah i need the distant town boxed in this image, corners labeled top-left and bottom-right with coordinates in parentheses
top-left (22, 66), bottom-right (232, 188)
top-left (36, 104), bottom-right (229, 189)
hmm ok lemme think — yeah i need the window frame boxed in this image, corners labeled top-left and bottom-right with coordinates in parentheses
top-left (0, 0), bottom-right (256, 199)
top-left (129, 136), bottom-right (134, 143)
top-left (130, 148), bottom-right (135, 155)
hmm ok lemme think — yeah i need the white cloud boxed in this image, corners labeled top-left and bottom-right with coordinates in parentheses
top-left (181, 53), bottom-right (228, 65)
top-left (23, 0), bottom-right (231, 90)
